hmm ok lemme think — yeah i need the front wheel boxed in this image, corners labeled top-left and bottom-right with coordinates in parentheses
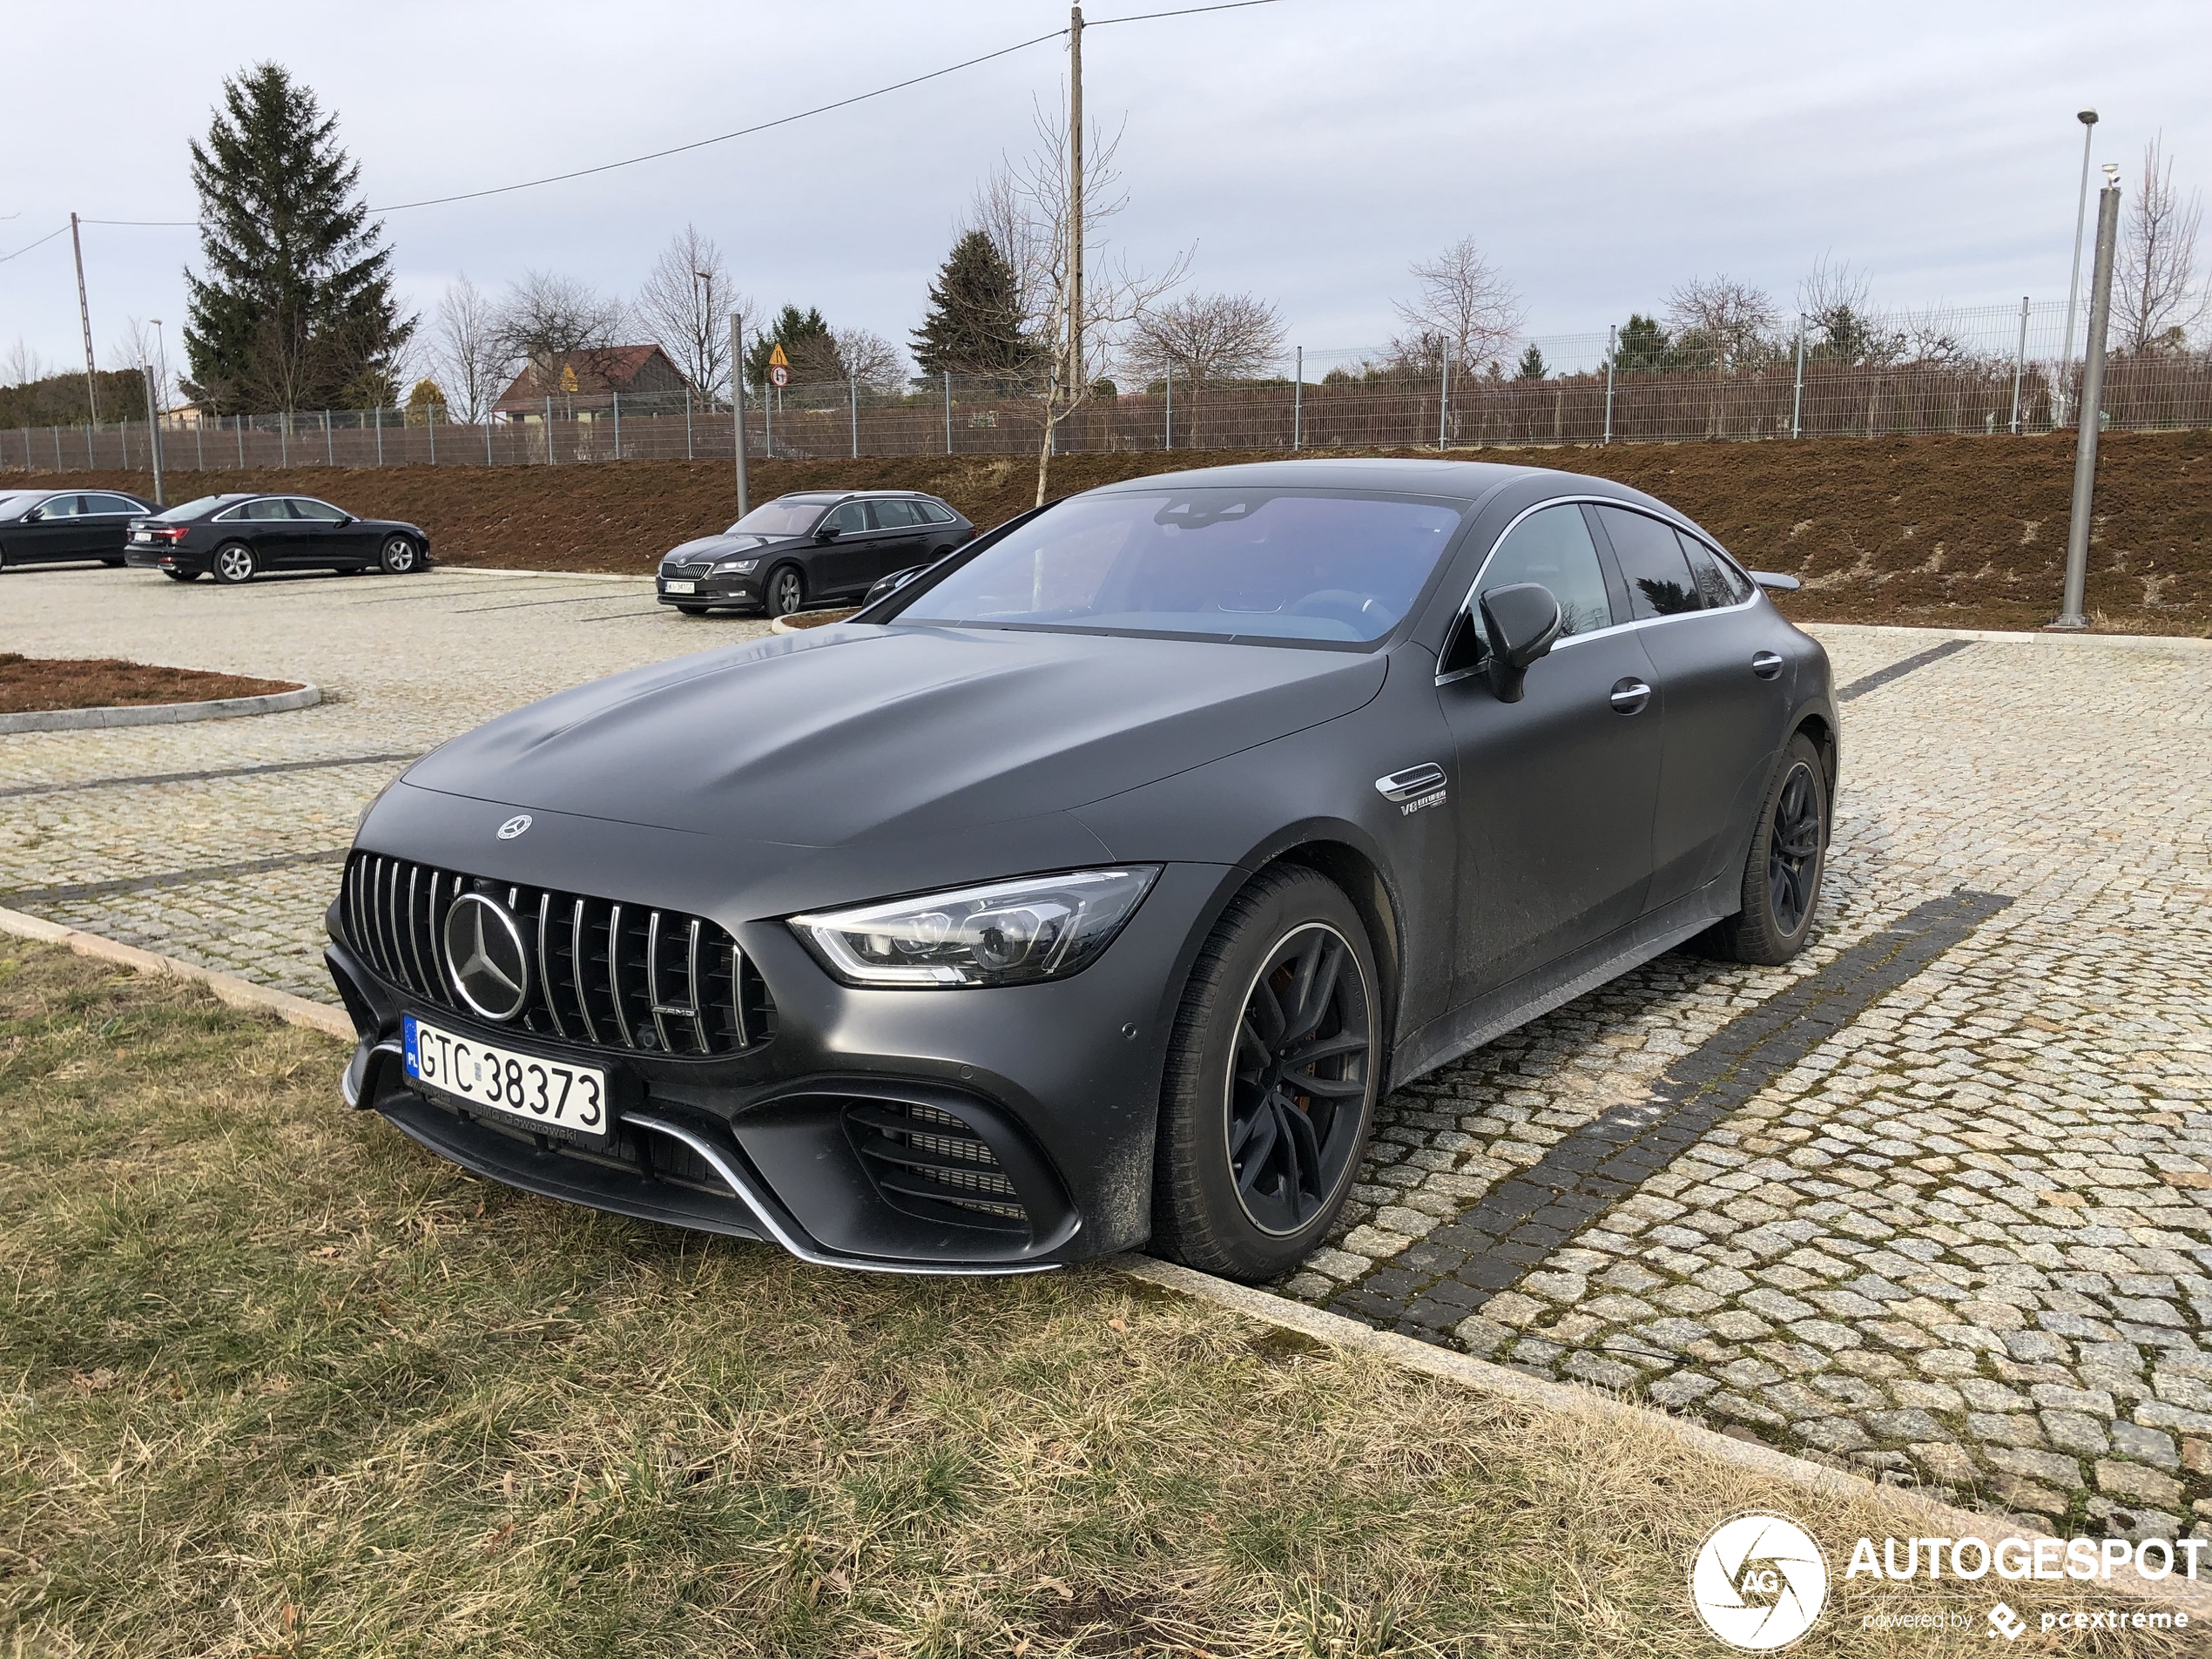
top-left (1704, 732), bottom-right (1828, 965)
top-left (164, 569), bottom-right (200, 583)
top-left (212, 543), bottom-right (256, 584)
top-left (766, 564), bottom-right (805, 617)
top-left (380, 536), bottom-right (421, 574)
top-left (675, 604), bottom-right (708, 616)
top-left (1152, 866), bottom-right (1382, 1283)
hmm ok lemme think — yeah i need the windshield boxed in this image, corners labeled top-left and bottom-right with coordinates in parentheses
top-left (892, 489), bottom-right (1465, 644)
top-left (0, 495), bottom-right (37, 521)
top-left (156, 496), bottom-right (232, 521)
top-left (725, 497), bottom-right (829, 536)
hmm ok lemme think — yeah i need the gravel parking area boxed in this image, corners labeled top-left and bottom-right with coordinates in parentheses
top-left (4, 563), bottom-right (2209, 1540)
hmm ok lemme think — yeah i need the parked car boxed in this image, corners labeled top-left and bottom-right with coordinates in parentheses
top-left (0, 489), bottom-right (160, 569)
top-left (655, 490), bottom-right (974, 617)
top-left (124, 493), bottom-right (431, 583)
top-left (330, 459), bottom-right (1834, 1283)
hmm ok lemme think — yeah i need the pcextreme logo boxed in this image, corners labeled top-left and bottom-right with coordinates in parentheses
top-left (1690, 1513), bottom-right (1830, 1651)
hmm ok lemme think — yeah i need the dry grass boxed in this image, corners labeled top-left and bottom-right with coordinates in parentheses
top-left (0, 943), bottom-right (2187, 1656)
top-left (0, 653), bottom-right (301, 715)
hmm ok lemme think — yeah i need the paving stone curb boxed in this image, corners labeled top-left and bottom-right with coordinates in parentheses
top-left (0, 683), bottom-right (320, 734)
top-left (1804, 622), bottom-right (2212, 652)
top-left (434, 566), bottom-right (648, 583)
top-left (0, 903), bottom-right (354, 1042)
top-left (1113, 1253), bottom-right (2212, 1619)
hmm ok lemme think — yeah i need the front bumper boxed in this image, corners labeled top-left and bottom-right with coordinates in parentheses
top-left (658, 571), bottom-right (759, 608)
top-left (325, 860), bottom-right (1225, 1273)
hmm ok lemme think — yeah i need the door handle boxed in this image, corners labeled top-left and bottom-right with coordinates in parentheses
top-left (1608, 678), bottom-right (1652, 715)
top-left (1751, 651), bottom-right (1784, 679)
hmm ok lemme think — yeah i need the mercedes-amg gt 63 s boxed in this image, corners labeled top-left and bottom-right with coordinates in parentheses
top-left (329, 459), bottom-right (1835, 1283)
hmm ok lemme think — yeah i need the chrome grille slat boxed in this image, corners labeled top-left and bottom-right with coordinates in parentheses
top-left (536, 892), bottom-right (566, 1038)
top-left (686, 920), bottom-right (709, 1054)
top-left (570, 897), bottom-right (599, 1045)
top-left (381, 859), bottom-right (408, 990)
top-left (401, 865), bottom-right (428, 994)
top-left (727, 939), bottom-right (748, 1049)
top-left (646, 909), bottom-right (672, 1054)
top-left (606, 902), bottom-right (635, 1049)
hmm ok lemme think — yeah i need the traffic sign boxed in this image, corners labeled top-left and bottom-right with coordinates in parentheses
top-left (767, 343), bottom-right (791, 388)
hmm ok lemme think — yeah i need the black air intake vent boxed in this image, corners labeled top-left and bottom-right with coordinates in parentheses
top-left (845, 1099), bottom-right (1030, 1232)
top-left (341, 852), bottom-right (774, 1057)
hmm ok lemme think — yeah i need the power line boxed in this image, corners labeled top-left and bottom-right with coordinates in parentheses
top-left (0, 223), bottom-right (70, 265)
top-left (1089, 0), bottom-right (1282, 24)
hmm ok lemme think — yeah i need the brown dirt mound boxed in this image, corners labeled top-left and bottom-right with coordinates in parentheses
top-left (0, 653), bottom-right (301, 714)
top-left (9, 428), bottom-right (2207, 633)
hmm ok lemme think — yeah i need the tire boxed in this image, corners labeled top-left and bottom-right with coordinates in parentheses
top-left (766, 564), bottom-right (806, 617)
top-left (675, 604), bottom-right (709, 616)
top-left (379, 535), bottom-right (421, 575)
top-left (212, 543), bottom-right (256, 584)
top-left (1152, 865), bottom-right (1383, 1283)
top-left (1704, 732), bottom-right (1828, 966)
top-left (164, 569), bottom-right (200, 583)
top-left (102, 557), bottom-right (125, 568)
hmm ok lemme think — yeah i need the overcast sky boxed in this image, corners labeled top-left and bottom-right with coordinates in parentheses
top-left (4, 0), bottom-right (2209, 384)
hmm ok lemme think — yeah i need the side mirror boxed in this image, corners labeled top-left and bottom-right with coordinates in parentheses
top-left (1478, 582), bottom-right (1562, 704)
top-left (24, 508), bottom-right (44, 522)
top-left (815, 523), bottom-right (842, 543)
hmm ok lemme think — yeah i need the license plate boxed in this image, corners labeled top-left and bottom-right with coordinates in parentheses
top-left (132, 529), bottom-right (152, 541)
top-left (403, 1015), bottom-right (609, 1141)
top-left (664, 579), bottom-right (696, 594)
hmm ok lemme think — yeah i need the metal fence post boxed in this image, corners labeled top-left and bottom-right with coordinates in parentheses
top-left (544, 394), bottom-right (555, 465)
top-left (428, 405), bottom-right (438, 465)
top-left (612, 391), bottom-right (622, 461)
top-left (1437, 347), bottom-right (1449, 449)
top-left (2009, 297), bottom-right (2029, 435)
top-left (485, 412), bottom-right (494, 465)
top-left (1292, 347), bottom-right (1303, 449)
top-left (85, 421), bottom-right (94, 467)
top-left (1164, 365), bottom-right (1172, 450)
top-left (764, 380), bottom-right (773, 461)
top-left (374, 403), bottom-right (384, 466)
top-left (850, 368), bottom-right (859, 458)
top-left (685, 386), bottom-right (693, 460)
top-left (1791, 323), bottom-right (1806, 439)
top-left (1603, 326), bottom-right (1616, 445)
top-left (234, 413), bottom-right (243, 468)
top-left (280, 414), bottom-right (289, 468)
top-left (944, 371), bottom-right (953, 455)
top-left (730, 311), bottom-right (749, 517)
top-left (194, 416), bottom-right (204, 470)
top-left (323, 408), bottom-right (333, 465)
top-left (2055, 181), bottom-right (2121, 630)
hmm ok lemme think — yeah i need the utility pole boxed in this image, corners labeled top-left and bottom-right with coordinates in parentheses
top-left (70, 212), bottom-right (99, 424)
top-left (2059, 109), bottom-right (2098, 427)
top-left (2054, 168), bottom-right (2121, 631)
top-left (1067, 4), bottom-right (1084, 401)
top-left (730, 311), bottom-right (749, 517)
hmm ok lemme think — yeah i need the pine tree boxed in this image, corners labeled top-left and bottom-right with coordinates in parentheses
top-left (1514, 343), bottom-right (1548, 381)
top-left (181, 63), bottom-right (411, 414)
top-left (745, 305), bottom-right (840, 388)
top-left (910, 230), bottom-right (1034, 378)
top-left (1609, 314), bottom-right (1670, 373)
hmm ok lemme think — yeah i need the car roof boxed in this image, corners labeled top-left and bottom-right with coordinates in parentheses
top-left (1079, 456), bottom-right (1691, 518)
top-left (778, 489), bottom-right (943, 502)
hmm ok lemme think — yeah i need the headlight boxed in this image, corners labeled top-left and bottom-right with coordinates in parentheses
top-left (711, 556), bottom-right (760, 575)
top-left (789, 867), bottom-right (1160, 988)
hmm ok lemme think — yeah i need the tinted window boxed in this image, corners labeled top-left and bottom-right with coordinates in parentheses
top-left (289, 498), bottom-right (347, 522)
top-left (243, 499), bottom-right (293, 521)
top-left (867, 500), bottom-right (921, 529)
top-left (1597, 506), bottom-right (1700, 618)
top-left (821, 502), bottom-right (867, 535)
top-left (1474, 505), bottom-right (1614, 642)
top-left (725, 497), bottom-right (827, 536)
top-left (35, 495), bottom-right (81, 519)
top-left (894, 489), bottom-right (1463, 645)
top-left (1677, 531), bottom-right (1753, 607)
top-left (84, 494), bottom-right (144, 515)
top-left (916, 500), bottom-right (955, 524)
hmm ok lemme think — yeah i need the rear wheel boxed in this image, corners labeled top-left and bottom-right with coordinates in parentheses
top-left (767, 564), bottom-right (806, 617)
top-left (1704, 732), bottom-right (1827, 965)
top-left (102, 557), bottom-right (125, 568)
top-left (164, 569), bottom-right (199, 583)
top-left (212, 543), bottom-right (255, 584)
top-left (379, 535), bottom-right (420, 574)
top-left (1152, 865), bottom-right (1382, 1283)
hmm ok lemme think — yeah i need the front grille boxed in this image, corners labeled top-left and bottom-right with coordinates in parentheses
top-left (341, 851), bottom-right (774, 1057)
top-left (845, 1099), bottom-right (1028, 1231)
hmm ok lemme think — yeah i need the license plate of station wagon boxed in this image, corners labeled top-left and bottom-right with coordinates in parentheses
top-left (663, 579), bottom-right (697, 593)
top-left (403, 1015), bottom-right (609, 1142)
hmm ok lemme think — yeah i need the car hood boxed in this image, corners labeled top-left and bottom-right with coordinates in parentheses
top-left (399, 624), bottom-right (1388, 846)
top-left (661, 531), bottom-right (794, 564)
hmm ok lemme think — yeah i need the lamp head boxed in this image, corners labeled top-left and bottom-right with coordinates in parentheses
top-left (2078, 109), bottom-right (2098, 125)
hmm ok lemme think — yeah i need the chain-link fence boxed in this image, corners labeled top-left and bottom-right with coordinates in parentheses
top-left (7, 301), bottom-right (2208, 475)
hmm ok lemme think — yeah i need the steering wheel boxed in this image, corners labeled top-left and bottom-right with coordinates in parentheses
top-left (1290, 590), bottom-right (1385, 630)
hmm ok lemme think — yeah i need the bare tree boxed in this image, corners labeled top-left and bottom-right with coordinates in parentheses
top-left (635, 226), bottom-right (754, 402)
top-left (969, 166), bottom-right (1051, 345)
top-left (429, 273), bottom-right (511, 423)
top-left (991, 104), bottom-right (1188, 504)
top-left (1120, 291), bottom-right (1286, 445)
top-left (115, 318), bottom-right (176, 413)
top-left (3, 337), bottom-right (47, 388)
top-left (833, 327), bottom-right (907, 394)
top-left (1390, 236), bottom-right (1522, 370)
top-left (1664, 275), bottom-right (1781, 369)
top-left (2116, 138), bottom-right (2208, 355)
top-left (495, 271), bottom-right (628, 377)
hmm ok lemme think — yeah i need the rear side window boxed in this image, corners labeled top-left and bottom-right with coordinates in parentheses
top-left (84, 494), bottom-right (143, 515)
top-left (1677, 531), bottom-right (1754, 606)
top-left (289, 498), bottom-right (347, 522)
top-left (1476, 505), bottom-right (1614, 639)
top-left (868, 500), bottom-right (921, 529)
top-left (243, 499), bottom-right (292, 521)
top-left (916, 500), bottom-right (955, 524)
top-left (1596, 506), bottom-right (1700, 619)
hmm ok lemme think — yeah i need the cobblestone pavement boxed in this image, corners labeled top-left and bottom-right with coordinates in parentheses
top-left (6, 565), bottom-right (2211, 1539)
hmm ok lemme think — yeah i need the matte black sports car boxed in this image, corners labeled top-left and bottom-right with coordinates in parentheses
top-left (124, 493), bottom-right (431, 583)
top-left (655, 490), bottom-right (973, 617)
top-left (0, 488), bottom-right (159, 569)
top-left (330, 460), bottom-right (1835, 1282)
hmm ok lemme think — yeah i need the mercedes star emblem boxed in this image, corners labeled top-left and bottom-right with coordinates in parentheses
top-left (442, 892), bottom-right (532, 1022)
top-left (497, 814), bottom-right (533, 840)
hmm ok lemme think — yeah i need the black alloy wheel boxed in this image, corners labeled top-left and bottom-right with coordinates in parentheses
top-left (380, 535), bottom-right (420, 574)
top-left (1152, 864), bottom-right (1383, 1282)
top-left (1704, 731), bottom-right (1827, 966)
top-left (1225, 922), bottom-right (1373, 1238)
top-left (767, 565), bottom-right (805, 617)
top-left (212, 543), bottom-right (255, 584)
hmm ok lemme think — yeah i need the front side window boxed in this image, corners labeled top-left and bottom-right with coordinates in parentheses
top-left (820, 502), bottom-right (868, 536)
top-left (35, 495), bottom-right (81, 520)
top-left (288, 498), bottom-right (347, 522)
top-left (1473, 505), bottom-right (1615, 643)
top-left (892, 489), bottom-right (1465, 645)
top-left (1597, 506), bottom-right (1701, 619)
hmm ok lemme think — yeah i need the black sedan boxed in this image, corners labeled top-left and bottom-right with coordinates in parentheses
top-left (329, 460), bottom-right (1835, 1283)
top-left (0, 488), bottom-right (159, 569)
top-left (655, 489), bottom-right (973, 617)
top-left (124, 493), bottom-right (431, 583)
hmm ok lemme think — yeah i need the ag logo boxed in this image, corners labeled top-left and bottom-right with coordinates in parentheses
top-left (1689, 1512), bottom-right (1829, 1650)
top-left (496, 814), bottom-right (533, 840)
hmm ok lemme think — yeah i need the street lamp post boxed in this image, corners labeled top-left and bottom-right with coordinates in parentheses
top-left (145, 318), bottom-right (167, 505)
top-left (2059, 108), bottom-right (2099, 426)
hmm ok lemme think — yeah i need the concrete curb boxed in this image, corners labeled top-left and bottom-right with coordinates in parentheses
top-left (1806, 622), bottom-right (2212, 651)
top-left (0, 904), bottom-right (354, 1042)
top-left (1111, 1254), bottom-right (2212, 1619)
top-left (434, 566), bottom-right (649, 583)
top-left (0, 682), bottom-right (320, 734)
